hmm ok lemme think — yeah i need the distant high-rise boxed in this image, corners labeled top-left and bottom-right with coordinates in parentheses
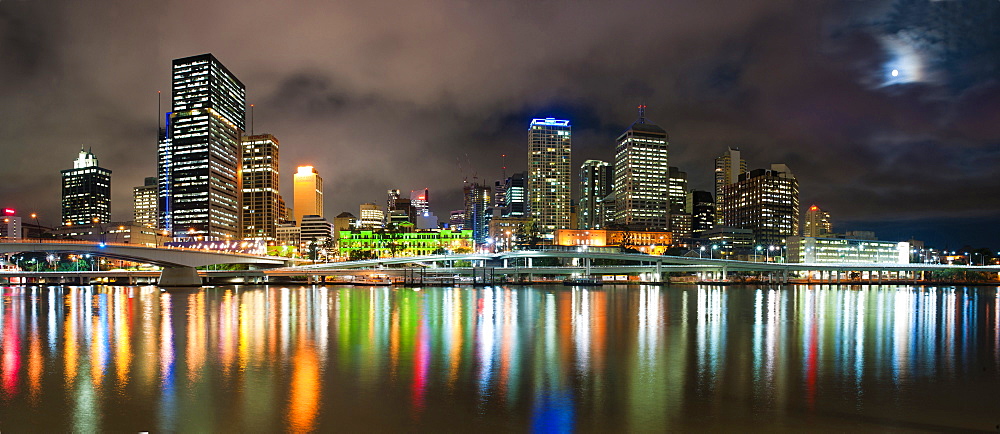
top-left (579, 160), bottom-right (612, 230)
top-left (410, 188), bottom-right (429, 215)
top-left (159, 53), bottom-right (245, 240)
top-left (714, 147), bottom-right (746, 225)
top-left (387, 189), bottom-right (401, 213)
top-left (690, 190), bottom-right (715, 235)
top-left (463, 182), bottom-right (491, 245)
top-left (241, 134), bottom-right (282, 241)
top-left (502, 172), bottom-right (527, 218)
top-left (720, 164), bottom-right (799, 246)
top-left (62, 148), bottom-right (111, 226)
top-left (667, 167), bottom-right (691, 237)
top-left (614, 106), bottom-right (670, 231)
top-left (527, 118), bottom-right (572, 237)
top-left (133, 177), bottom-right (158, 229)
top-left (358, 203), bottom-right (384, 229)
top-left (803, 205), bottom-right (832, 237)
top-left (293, 166), bottom-right (323, 224)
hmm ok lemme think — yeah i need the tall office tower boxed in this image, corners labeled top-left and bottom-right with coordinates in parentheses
top-left (133, 177), bottom-right (158, 228)
top-left (358, 203), bottom-right (384, 229)
top-left (803, 205), bottom-right (832, 237)
top-left (387, 189), bottom-right (401, 213)
top-left (527, 118), bottom-right (572, 238)
top-left (690, 190), bottom-right (715, 235)
top-left (579, 160), bottom-right (613, 230)
top-left (714, 147), bottom-right (746, 225)
top-left (410, 188), bottom-right (429, 215)
top-left (667, 167), bottom-right (691, 237)
top-left (502, 171), bottom-right (527, 218)
top-left (613, 106), bottom-right (670, 231)
top-left (464, 182), bottom-right (492, 245)
top-left (293, 166), bottom-right (323, 224)
top-left (720, 164), bottom-right (799, 246)
top-left (62, 147), bottom-right (111, 226)
top-left (241, 134), bottom-right (281, 241)
top-left (159, 53), bottom-right (245, 240)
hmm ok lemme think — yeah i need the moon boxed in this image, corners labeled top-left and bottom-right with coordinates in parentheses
top-left (891, 69), bottom-right (899, 77)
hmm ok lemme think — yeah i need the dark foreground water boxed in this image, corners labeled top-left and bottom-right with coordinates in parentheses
top-left (1, 285), bottom-right (998, 432)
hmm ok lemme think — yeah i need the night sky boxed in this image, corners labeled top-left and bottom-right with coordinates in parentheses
top-left (1, 0), bottom-right (998, 248)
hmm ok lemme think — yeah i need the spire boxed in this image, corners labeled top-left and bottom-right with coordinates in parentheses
top-left (638, 105), bottom-right (646, 123)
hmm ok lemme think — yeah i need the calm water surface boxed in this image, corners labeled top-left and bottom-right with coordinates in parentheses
top-left (0, 284), bottom-right (998, 432)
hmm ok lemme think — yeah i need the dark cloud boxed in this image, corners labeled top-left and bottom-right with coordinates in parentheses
top-left (0, 0), bottom-right (998, 247)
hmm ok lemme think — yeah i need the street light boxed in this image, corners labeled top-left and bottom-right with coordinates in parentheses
top-left (711, 244), bottom-right (719, 260)
top-left (699, 246), bottom-right (705, 259)
top-left (755, 245), bottom-right (762, 262)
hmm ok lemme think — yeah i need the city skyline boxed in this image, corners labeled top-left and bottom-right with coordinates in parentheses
top-left (0, 0), bottom-right (998, 247)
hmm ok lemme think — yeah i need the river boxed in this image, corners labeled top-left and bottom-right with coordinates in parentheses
top-left (0, 284), bottom-right (998, 431)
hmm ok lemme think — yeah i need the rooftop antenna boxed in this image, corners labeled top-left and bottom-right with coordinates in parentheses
top-left (501, 153), bottom-right (507, 180)
top-left (250, 104), bottom-right (255, 135)
top-left (157, 90), bottom-right (161, 129)
top-left (638, 104), bottom-right (646, 123)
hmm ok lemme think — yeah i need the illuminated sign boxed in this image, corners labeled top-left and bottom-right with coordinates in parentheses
top-left (3, 208), bottom-right (14, 216)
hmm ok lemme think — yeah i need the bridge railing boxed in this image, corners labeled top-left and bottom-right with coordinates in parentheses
top-left (0, 239), bottom-right (257, 256)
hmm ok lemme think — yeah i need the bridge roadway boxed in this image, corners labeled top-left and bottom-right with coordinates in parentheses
top-left (0, 240), bottom-right (302, 286)
top-left (1, 247), bottom-right (997, 286)
top-left (280, 250), bottom-right (1000, 284)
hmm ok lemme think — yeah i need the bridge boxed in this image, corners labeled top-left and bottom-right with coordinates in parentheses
top-left (0, 240), bottom-right (300, 286)
top-left (1, 245), bottom-right (997, 287)
top-left (283, 250), bottom-right (1000, 284)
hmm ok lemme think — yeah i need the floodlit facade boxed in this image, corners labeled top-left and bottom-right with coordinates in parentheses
top-left (554, 229), bottom-right (673, 255)
top-left (714, 147), bottom-right (746, 225)
top-left (159, 53), bottom-right (245, 240)
top-left (337, 229), bottom-right (473, 258)
top-left (614, 107), bottom-right (669, 231)
top-left (527, 118), bottom-right (572, 237)
top-left (293, 165), bottom-right (323, 223)
top-left (803, 205), bottom-right (832, 237)
top-left (133, 177), bottom-right (158, 229)
top-left (720, 164), bottom-right (799, 246)
top-left (788, 236), bottom-right (909, 264)
top-left (62, 148), bottom-right (111, 226)
top-left (579, 160), bottom-right (612, 230)
top-left (241, 134), bottom-right (282, 241)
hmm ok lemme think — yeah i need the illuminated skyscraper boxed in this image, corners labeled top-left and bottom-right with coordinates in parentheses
top-left (527, 118), bottom-right (571, 237)
top-left (133, 177), bottom-right (158, 229)
top-left (614, 106), bottom-right (669, 231)
top-left (714, 147), bottom-right (746, 225)
top-left (720, 164), bottom-right (799, 246)
top-left (293, 166), bottom-right (323, 224)
top-left (241, 134), bottom-right (282, 241)
top-left (62, 147), bottom-right (111, 226)
top-left (803, 205), bottom-right (832, 237)
top-left (159, 53), bottom-right (245, 240)
top-left (579, 160), bottom-right (612, 229)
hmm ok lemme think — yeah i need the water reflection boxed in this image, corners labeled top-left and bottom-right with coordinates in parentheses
top-left (0, 285), bottom-right (997, 431)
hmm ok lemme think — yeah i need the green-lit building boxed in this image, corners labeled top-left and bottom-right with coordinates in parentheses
top-left (338, 229), bottom-right (473, 258)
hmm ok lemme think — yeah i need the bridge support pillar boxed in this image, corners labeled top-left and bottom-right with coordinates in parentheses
top-left (158, 266), bottom-right (202, 287)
